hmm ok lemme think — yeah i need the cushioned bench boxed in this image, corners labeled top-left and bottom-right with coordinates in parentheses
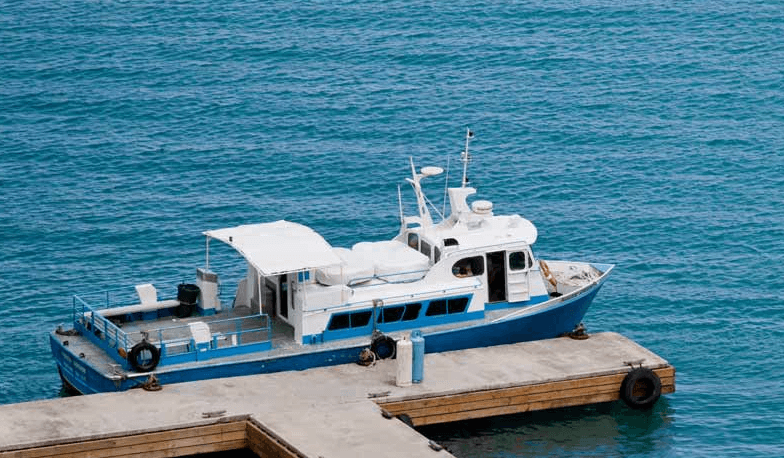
top-left (97, 284), bottom-right (181, 318)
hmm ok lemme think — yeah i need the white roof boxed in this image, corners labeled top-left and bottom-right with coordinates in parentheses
top-left (204, 221), bottom-right (341, 276)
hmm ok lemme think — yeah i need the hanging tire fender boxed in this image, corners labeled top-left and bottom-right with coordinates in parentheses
top-left (371, 334), bottom-right (396, 360)
top-left (620, 367), bottom-right (662, 409)
top-left (128, 341), bottom-right (161, 372)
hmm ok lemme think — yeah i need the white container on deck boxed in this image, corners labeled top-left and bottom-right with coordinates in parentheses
top-left (396, 335), bottom-right (413, 387)
top-left (197, 268), bottom-right (221, 313)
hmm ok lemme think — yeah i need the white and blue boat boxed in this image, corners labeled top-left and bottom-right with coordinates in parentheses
top-left (51, 130), bottom-right (613, 394)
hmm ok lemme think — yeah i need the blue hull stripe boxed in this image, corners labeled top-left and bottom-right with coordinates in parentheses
top-left (53, 281), bottom-right (605, 394)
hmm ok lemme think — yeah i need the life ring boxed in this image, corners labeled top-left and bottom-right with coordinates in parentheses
top-left (539, 260), bottom-right (557, 288)
top-left (128, 341), bottom-right (160, 372)
top-left (620, 367), bottom-right (662, 409)
top-left (371, 334), bottom-right (397, 360)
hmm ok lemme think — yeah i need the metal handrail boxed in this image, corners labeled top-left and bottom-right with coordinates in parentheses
top-left (73, 295), bottom-right (130, 351)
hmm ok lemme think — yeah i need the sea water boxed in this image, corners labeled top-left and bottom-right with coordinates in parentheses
top-left (2, 1), bottom-right (783, 456)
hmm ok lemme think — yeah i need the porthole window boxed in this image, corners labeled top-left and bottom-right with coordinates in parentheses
top-left (451, 256), bottom-right (485, 278)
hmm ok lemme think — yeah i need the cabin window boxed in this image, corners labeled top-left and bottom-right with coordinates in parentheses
top-left (408, 233), bottom-right (419, 250)
top-left (452, 256), bottom-right (485, 278)
top-left (434, 247), bottom-right (441, 263)
top-left (444, 238), bottom-right (459, 247)
top-left (448, 297), bottom-right (469, 314)
top-left (327, 313), bottom-right (350, 331)
top-left (509, 251), bottom-right (533, 271)
top-left (402, 303), bottom-right (422, 321)
top-left (421, 240), bottom-right (432, 259)
top-left (328, 310), bottom-right (372, 331)
top-left (426, 297), bottom-right (469, 316)
top-left (351, 311), bottom-right (372, 327)
top-left (378, 306), bottom-right (405, 323)
top-left (426, 300), bottom-right (447, 316)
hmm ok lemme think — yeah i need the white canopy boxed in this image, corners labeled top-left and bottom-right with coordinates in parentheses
top-left (204, 221), bottom-right (341, 276)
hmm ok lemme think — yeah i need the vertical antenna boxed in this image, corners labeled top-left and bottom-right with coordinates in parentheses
top-left (441, 154), bottom-right (450, 218)
top-left (397, 185), bottom-right (404, 225)
top-left (461, 128), bottom-right (474, 188)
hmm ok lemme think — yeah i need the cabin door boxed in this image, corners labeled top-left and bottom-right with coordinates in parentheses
top-left (486, 251), bottom-right (507, 303)
top-left (506, 250), bottom-right (532, 303)
top-left (278, 274), bottom-right (289, 320)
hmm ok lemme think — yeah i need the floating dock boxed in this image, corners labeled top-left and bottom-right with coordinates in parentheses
top-left (0, 332), bottom-right (674, 458)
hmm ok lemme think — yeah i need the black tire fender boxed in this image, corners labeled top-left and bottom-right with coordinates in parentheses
top-left (620, 367), bottom-right (662, 409)
top-left (370, 334), bottom-right (396, 360)
top-left (128, 341), bottom-right (161, 372)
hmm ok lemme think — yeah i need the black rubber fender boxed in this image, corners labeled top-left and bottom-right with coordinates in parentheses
top-left (175, 302), bottom-right (194, 318)
top-left (371, 334), bottom-right (396, 360)
top-left (620, 367), bottom-right (662, 409)
top-left (128, 341), bottom-right (161, 372)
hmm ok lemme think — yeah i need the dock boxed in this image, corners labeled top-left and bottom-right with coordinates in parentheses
top-left (0, 332), bottom-right (674, 458)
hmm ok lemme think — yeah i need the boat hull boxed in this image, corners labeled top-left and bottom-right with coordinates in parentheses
top-left (52, 277), bottom-right (606, 395)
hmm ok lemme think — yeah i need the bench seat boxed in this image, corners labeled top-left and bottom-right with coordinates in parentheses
top-left (97, 299), bottom-right (181, 317)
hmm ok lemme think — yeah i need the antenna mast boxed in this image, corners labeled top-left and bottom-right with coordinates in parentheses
top-left (461, 128), bottom-right (474, 188)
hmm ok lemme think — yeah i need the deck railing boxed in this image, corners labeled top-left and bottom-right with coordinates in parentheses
top-left (71, 284), bottom-right (271, 370)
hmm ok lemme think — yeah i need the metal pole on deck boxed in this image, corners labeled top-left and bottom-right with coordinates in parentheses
top-left (205, 237), bottom-right (211, 270)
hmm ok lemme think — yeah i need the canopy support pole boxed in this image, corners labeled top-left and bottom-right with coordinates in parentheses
top-left (205, 237), bottom-right (211, 270)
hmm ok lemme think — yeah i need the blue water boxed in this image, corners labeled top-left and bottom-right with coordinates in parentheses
top-left (2, 1), bottom-right (783, 456)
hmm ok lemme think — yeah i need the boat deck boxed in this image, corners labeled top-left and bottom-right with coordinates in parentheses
top-left (59, 302), bottom-right (534, 382)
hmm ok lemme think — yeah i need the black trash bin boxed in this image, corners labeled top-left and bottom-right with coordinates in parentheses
top-left (177, 283), bottom-right (200, 305)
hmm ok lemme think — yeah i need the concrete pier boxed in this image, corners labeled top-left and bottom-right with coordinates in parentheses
top-left (0, 332), bottom-right (674, 458)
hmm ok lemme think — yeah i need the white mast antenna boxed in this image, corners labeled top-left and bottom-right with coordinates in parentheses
top-left (405, 157), bottom-right (434, 227)
top-left (441, 154), bottom-right (450, 219)
top-left (397, 185), bottom-right (405, 225)
top-left (461, 128), bottom-right (474, 188)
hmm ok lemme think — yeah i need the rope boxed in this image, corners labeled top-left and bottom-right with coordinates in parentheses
top-left (140, 374), bottom-right (162, 391)
top-left (357, 348), bottom-right (377, 367)
top-left (561, 323), bottom-right (590, 340)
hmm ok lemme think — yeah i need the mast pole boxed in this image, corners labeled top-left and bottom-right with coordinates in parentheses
top-left (461, 128), bottom-right (474, 188)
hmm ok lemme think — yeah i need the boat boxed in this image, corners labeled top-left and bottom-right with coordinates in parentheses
top-left (51, 130), bottom-right (614, 394)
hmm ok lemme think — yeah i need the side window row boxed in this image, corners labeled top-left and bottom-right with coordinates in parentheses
top-left (408, 232), bottom-right (441, 263)
top-left (328, 296), bottom-right (470, 331)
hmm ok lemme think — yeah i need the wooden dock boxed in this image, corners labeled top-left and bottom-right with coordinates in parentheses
top-left (0, 332), bottom-right (674, 458)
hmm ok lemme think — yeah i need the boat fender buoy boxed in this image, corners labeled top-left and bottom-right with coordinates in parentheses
top-left (620, 367), bottom-right (662, 409)
top-left (128, 341), bottom-right (161, 372)
top-left (540, 260), bottom-right (557, 288)
top-left (371, 334), bottom-right (397, 360)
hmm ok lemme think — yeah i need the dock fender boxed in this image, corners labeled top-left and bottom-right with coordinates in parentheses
top-left (620, 367), bottom-right (661, 409)
top-left (371, 334), bottom-right (396, 360)
top-left (128, 341), bottom-right (161, 372)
